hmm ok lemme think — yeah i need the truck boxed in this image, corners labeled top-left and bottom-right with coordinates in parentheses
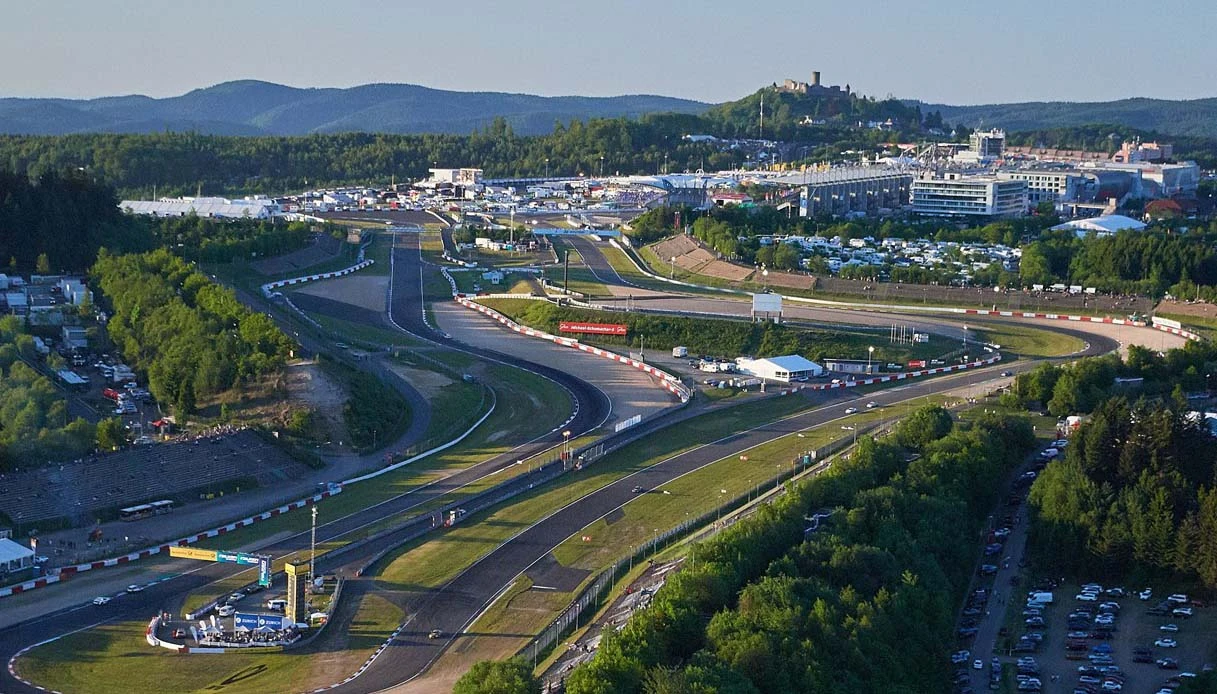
top-left (672, 346), bottom-right (688, 358)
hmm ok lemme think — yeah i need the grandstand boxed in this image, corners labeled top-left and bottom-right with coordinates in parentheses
top-left (0, 430), bottom-right (308, 526)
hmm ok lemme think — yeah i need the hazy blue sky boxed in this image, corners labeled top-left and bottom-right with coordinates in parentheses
top-left (4, 0), bottom-right (1213, 104)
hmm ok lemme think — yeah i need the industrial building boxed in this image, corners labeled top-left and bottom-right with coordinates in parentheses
top-left (910, 174), bottom-right (1027, 217)
top-left (798, 167), bottom-right (912, 217)
top-left (119, 197), bottom-right (280, 219)
top-left (734, 355), bottom-right (823, 382)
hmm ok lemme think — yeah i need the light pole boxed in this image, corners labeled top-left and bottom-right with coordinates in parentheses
top-left (310, 505), bottom-right (318, 584)
top-left (562, 430), bottom-right (571, 466)
top-left (599, 155), bottom-right (605, 178)
top-left (867, 346), bottom-right (874, 374)
top-left (545, 158), bottom-right (550, 179)
top-left (639, 335), bottom-right (645, 362)
top-left (669, 256), bottom-right (676, 279)
top-left (842, 425), bottom-right (857, 444)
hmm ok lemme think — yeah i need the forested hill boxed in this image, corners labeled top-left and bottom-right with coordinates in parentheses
top-left (0, 80), bottom-right (711, 137)
top-left (909, 97), bottom-right (1217, 138)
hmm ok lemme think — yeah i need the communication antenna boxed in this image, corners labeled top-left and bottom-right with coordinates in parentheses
top-left (759, 93), bottom-right (765, 139)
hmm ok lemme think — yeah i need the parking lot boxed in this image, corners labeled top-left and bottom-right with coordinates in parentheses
top-left (952, 441), bottom-right (1216, 693)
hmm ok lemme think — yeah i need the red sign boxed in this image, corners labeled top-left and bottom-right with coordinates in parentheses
top-left (559, 321), bottom-right (628, 336)
top-left (907, 360), bottom-right (927, 368)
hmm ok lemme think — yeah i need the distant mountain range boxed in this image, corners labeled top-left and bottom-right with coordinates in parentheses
top-left (909, 97), bottom-right (1217, 138)
top-left (0, 80), bottom-right (712, 137)
top-left (1, 80), bottom-right (1215, 139)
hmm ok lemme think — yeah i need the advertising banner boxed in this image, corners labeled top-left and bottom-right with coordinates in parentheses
top-left (559, 321), bottom-right (627, 336)
top-left (169, 546), bottom-right (218, 562)
top-left (235, 613), bottom-right (288, 630)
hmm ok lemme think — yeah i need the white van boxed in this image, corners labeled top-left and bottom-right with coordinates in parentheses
top-left (266, 599), bottom-right (287, 612)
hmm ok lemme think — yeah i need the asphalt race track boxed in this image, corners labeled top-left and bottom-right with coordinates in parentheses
top-left (0, 231), bottom-right (1124, 694)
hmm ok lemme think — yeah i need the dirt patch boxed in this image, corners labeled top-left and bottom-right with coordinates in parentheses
top-left (285, 360), bottom-right (348, 442)
top-left (296, 274), bottom-right (388, 313)
top-left (1155, 299), bottom-right (1217, 320)
top-left (382, 362), bottom-right (453, 400)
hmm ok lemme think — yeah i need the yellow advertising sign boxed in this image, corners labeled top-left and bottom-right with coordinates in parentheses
top-left (169, 546), bottom-right (218, 562)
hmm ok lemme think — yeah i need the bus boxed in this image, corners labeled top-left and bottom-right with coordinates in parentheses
top-left (119, 504), bottom-right (153, 521)
top-left (119, 500), bottom-right (173, 521)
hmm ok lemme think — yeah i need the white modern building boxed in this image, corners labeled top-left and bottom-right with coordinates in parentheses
top-left (735, 355), bottom-right (824, 382)
top-left (997, 170), bottom-right (1082, 207)
top-left (911, 174), bottom-right (1027, 217)
top-left (119, 197), bottom-right (280, 219)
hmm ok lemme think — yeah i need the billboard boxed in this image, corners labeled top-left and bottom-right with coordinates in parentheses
top-left (559, 321), bottom-right (627, 336)
top-left (1152, 316), bottom-right (1183, 331)
top-left (234, 613), bottom-right (289, 630)
top-left (752, 293), bottom-right (782, 314)
top-left (169, 546), bottom-right (218, 562)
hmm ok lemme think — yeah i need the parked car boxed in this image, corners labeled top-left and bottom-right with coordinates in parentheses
top-left (217, 605), bottom-right (235, 617)
top-left (1155, 638), bottom-right (1178, 648)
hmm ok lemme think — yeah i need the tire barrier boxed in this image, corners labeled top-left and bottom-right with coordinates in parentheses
top-left (455, 296), bottom-right (691, 402)
top-left (0, 487), bottom-right (342, 600)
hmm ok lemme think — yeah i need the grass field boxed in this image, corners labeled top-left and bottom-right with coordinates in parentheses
top-left (308, 313), bottom-right (420, 349)
top-left (971, 322), bottom-right (1086, 358)
top-left (372, 395), bottom-right (814, 591)
top-left (17, 591), bottom-right (403, 694)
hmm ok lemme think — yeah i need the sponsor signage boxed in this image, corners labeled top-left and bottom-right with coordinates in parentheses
top-left (169, 546), bottom-right (218, 562)
top-left (907, 360), bottom-right (927, 368)
top-left (258, 556), bottom-right (272, 587)
top-left (559, 321), bottom-right (627, 336)
top-left (234, 613), bottom-right (288, 630)
top-left (217, 551), bottom-right (261, 566)
top-left (1152, 316), bottom-right (1183, 331)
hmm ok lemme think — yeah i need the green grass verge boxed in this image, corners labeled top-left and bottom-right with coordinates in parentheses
top-left (308, 313), bottom-right (420, 349)
top-left (17, 592), bottom-right (403, 694)
top-left (372, 395), bottom-right (813, 591)
top-left (971, 322), bottom-right (1086, 358)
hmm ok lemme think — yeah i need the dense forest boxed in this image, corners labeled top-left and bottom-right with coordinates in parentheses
top-left (0, 169), bottom-right (153, 272)
top-left (1029, 397), bottom-right (1217, 586)
top-left (460, 408), bottom-right (1033, 694)
top-left (0, 170), bottom-right (322, 272)
top-left (1019, 227), bottom-right (1217, 298)
top-left (1007, 340), bottom-right (1217, 417)
top-left (92, 249), bottom-right (294, 415)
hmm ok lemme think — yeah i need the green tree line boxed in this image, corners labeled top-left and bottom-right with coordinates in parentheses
top-left (488, 408), bottom-right (1033, 694)
top-left (1020, 227), bottom-right (1217, 297)
top-left (92, 249), bottom-right (294, 415)
top-left (1028, 397), bottom-right (1217, 586)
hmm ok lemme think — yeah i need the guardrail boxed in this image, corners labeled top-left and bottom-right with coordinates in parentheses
top-left (455, 295), bottom-right (691, 402)
top-left (260, 259), bottom-right (375, 298)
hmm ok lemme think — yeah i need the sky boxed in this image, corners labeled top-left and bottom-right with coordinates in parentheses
top-left (3, 0), bottom-right (1214, 105)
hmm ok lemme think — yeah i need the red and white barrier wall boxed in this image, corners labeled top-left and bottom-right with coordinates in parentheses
top-left (456, 296), bottom-right (692, 402)
top-left (0, 487), bottom-right (341, 599)
top-left (261, 260), bottom-right (374, 297)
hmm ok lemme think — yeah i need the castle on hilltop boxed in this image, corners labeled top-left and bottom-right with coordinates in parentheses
top-left (775, 71), bottom-right (851, 98)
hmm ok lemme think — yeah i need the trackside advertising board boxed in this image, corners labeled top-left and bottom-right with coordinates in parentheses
top-left (234, 613), bottom-right (290, 630)
top-left (559, 321), bottom-right (628, 336)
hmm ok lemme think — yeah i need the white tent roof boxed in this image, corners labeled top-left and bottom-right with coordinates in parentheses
top-left (0, 538), bottom-right (34, 564)
top-left (757, 355), bottom-right (822, 372)
top-left (1051, 214), bottom-right (1146, 234)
